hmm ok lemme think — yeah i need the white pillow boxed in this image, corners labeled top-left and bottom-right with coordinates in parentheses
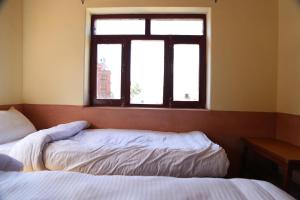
top-left (0, 107), bottom-right (36, 144)
top-left (0, 154), bottom-right (23, 171)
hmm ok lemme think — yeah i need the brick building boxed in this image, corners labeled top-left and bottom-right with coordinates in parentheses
top-left (97, 58), bottom-right (111, 99)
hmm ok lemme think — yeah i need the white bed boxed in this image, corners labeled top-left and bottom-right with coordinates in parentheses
top-left (0, 170), bottom-right (295, 200)
top-left (0, 107), bottom-right (36, 156)
top-left (0, 140), bottom-right (20, 155)
top-left (45, 129), bottom-right (229, 177)
top-left (9, 121), bottom-right (229, 177)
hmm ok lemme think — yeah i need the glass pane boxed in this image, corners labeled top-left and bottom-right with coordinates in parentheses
top-left (151, 19), bottom-right (203, 35)
top-left (94, 19), bottom-right (145, 35)
top-left (97, 44), bottom-right (121, 99)
top-left (130, 40), bottom-right (164, 104)
top-left (173, 44), bottom-right (199, 101)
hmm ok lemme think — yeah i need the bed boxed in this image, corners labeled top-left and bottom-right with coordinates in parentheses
top-left (0, 170), bottom-right (295, 200)
top-left (8, 121), bottom-right (229, 177)
top-left (0, 107), bottom-right (36, 154)
top-left (45, 128), bottom-right (229, 177)
top-left (0, 140), bottom-right (20, 155)
top-left (1, 107), bottom-right (229, 177)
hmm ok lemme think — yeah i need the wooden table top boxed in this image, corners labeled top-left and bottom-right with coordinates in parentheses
top-left (243, 138), bottom-right (300, 164)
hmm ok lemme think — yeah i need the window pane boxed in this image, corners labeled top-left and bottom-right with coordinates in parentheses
top-left (173, 44), bottom-right (199, 101)
top-left (130, 40), bottom-right (164, 104)
top-left (97, 44), bottom-right (121, 99)
top-left (151, 19), bottom-right (203, 35)
top-left (94, 19), bottom-right (145, 35)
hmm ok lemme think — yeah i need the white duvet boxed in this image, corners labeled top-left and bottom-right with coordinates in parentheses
top-left (9, 121), bottom-right (90, 171)
top-left (0, 171), bottom-right (295, 200)
top-left (45, 129), bottom-right (229, 177)
top-left (0, 140), bottom-right (19, 155)
top-left (9, 122), bottom-right (229, 177)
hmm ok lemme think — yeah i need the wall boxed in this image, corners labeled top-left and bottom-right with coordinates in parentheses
top-left (22, 0), bottom-right (85, 105)
top-left (22, 0), bottom-right (278, 112)
top-left (277, 0), bottom-right (300, 115)
top-left (276, 0), bottom-right (300, 146)
top-left (0, 0), bottom-right (23, 105)
top-left (0, 0), bottom-right (281, 176)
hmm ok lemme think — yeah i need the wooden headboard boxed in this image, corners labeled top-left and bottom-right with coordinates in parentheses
top-left (0, 104), bottom-right (23, 111)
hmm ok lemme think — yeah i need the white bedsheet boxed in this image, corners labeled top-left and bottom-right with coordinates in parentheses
top-left (45, 129), bottom-right (229, 177)
top-left (0, 140), bottom-right (20, 155)
top-left (0, 171), bottom-right (295, 200)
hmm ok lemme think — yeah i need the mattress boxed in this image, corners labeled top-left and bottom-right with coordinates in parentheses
top-left (0, 171), bottom-right (295, 200)
top-left (0, 140), bottom-right (20, 155)
top-left (44, 129), bottom-right (230, 177)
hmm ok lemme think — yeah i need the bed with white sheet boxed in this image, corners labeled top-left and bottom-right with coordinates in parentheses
top-left (9, 121), bottom-right (229, 177)
top-left (0, 170), bottom-right (295, 200)
top-left (0, 140), bottom-right (20, 155)
top-left (1, 107), bottom-right (229, 177)
top-left (0, 107), bottom-right (36, 154)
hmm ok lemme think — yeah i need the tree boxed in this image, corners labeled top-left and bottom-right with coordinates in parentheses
top-left (130, 83), bottom-right (142, 98)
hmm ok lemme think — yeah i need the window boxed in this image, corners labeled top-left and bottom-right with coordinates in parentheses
top-left (90, 14), bottom-right (206, 108)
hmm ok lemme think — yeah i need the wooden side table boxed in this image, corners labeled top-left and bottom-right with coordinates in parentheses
top-left (242, 137), bottom-right (300, 191)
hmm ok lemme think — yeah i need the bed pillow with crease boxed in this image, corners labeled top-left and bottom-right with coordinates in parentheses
top-left (0, 107), bottom-right (36, 144)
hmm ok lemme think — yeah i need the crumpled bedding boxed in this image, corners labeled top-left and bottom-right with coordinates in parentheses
top-left (44, 129), bottom-right (230, 177)
top-left (9, 121), bottom-right (90, 171)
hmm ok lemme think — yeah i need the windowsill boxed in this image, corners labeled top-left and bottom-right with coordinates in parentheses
top-left (83, 105), bottom-right (209, 112)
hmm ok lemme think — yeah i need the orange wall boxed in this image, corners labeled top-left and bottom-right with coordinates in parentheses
top-left (277, 0), bottom-right (300, 116)
top-left (0, 0), bottom-right (23, 104)
top-left (276, 0), bottom-right (300, 146)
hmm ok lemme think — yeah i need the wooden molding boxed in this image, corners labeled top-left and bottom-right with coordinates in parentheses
top-left (0, 104), bottom-right (23, 111)
top-left (276, 113), bottom-right (300, 147)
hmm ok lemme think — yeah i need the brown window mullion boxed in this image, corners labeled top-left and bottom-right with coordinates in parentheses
top-left (122, 40), bottom-right (131, 106)
top-left (199, 38), bottom-right (207, 108)
top-left (145, 18), bottom-right (150, 36)
top-left (163, 38), bottom-right (173, 107)
top-left (89, 39), bottom-right (97, 105)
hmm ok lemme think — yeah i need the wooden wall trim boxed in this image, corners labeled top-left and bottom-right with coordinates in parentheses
top-left (0, 104), bottom-right (23, 111)
top-left (276, 113), bottom-right (300, 147)
top-left (22, 104), bottom-right (277, 177)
